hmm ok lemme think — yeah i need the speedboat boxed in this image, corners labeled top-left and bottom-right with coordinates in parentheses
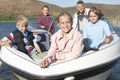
top-left (0, 33), bottom-right (120, 80)
top-left (0, 16), bottom-right (120, 80)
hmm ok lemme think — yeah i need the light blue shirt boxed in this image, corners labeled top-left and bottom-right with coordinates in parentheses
top-left (83, 20), bottom-right (112, 49)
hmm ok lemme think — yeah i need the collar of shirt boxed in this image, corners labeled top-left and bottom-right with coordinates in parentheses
top-left (57, 29), bottom-right (74, 40)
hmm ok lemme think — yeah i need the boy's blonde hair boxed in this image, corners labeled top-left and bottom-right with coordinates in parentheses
top-left (16, 15), bottom-right (28, 27)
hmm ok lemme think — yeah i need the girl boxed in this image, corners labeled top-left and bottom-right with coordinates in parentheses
top-left (40, 12), bottom-right (84, 68)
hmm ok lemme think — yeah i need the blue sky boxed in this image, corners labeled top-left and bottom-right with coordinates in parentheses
top-left (39, 0), bottom-right (120, 7)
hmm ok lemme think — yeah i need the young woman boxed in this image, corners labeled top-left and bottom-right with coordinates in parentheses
top-left (38, 5), bottom-right (54, 34)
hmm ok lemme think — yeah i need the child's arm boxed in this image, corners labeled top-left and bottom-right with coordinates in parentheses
top-left (33, 33), bottom-right (42, 53)
top-left (104, 35), bottom-right (113, 44)
top-left (0, 32), bottom-right (14, 47)
top-left (33, 42), bottom-right (42, 53)
top-left (0, 40), bottom-right (11, 46)
top-left (40, 55), bottom-right (56, 68)
top-left (40, 59), bottom-right (49, 68)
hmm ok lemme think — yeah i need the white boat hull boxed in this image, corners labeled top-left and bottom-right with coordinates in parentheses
top-left (0, 33), bottom-right (120, 80)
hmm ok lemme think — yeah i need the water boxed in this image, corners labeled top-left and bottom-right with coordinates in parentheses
top-left (0, 22), bottom-right (120, 80)
top-left (0, 22), bottom-right (19, 80)
top-left (0, 22), bottom-right (16, 39)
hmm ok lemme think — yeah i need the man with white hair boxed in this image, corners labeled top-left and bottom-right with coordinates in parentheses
top-left (72, 0), bottom-right (89, 33)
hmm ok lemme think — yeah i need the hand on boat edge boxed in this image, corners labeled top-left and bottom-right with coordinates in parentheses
top-left (40, 59), bottom-right (49, 68)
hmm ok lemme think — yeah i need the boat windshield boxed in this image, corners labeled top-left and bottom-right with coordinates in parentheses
top-left (28, 16), bottom-right (54, 33)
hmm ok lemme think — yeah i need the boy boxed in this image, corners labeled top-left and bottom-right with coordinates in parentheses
top-left (0, 15), bottom-right (43, 59)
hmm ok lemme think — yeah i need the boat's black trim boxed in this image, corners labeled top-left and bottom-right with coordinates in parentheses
top-left (0, 58), bottom-right (119, 80)
top-left (73, 59), bottom-right (119, 80)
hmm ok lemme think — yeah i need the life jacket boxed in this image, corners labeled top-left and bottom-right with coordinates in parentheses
top-left (13, 30), bottom-right (34, 54)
